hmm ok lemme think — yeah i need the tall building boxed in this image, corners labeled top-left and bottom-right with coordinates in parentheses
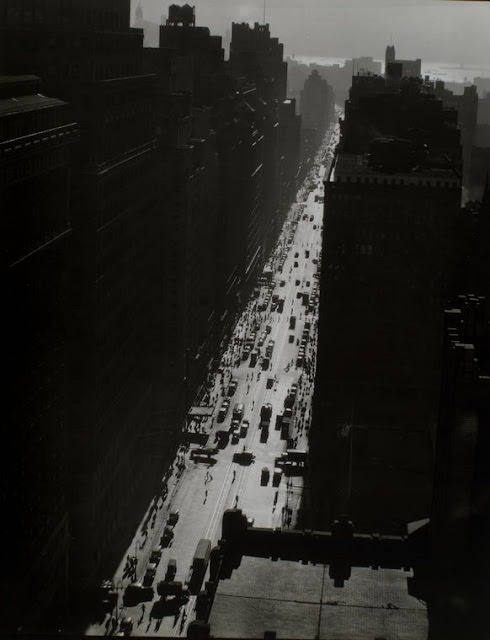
top-left (427, 295), bottom-right (490, 639)
top-left (1, 0), bottom-right (163, 597)
top-left (300, 68), bottom-right (334, 134)
top-left (310, 78), bottom-right (463, 531)
top-left (1, 75), bottom-right (79, 630)
top-left (229, 22), bottom-right (288, 103)
top-left (384, 43), bottom-right (422, 80)
top-left (299, 68), bottom-right (335, 168)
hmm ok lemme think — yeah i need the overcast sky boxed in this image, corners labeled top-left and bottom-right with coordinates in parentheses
top-left (133, 0), bottom-right (490, 66)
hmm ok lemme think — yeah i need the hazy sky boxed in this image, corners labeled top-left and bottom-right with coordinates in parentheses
top-left (133, 0), bottom-right (490, 66)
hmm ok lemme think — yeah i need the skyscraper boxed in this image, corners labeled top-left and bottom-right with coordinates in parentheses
top-left (310, 77), bottom-right (463, 531)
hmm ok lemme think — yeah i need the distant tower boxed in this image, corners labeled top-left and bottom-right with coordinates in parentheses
top-left (135, 0), bottom-right (143, 23)
top-left (385, 43), bottom-right (395, 72)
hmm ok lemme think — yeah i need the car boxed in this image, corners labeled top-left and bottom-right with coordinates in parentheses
top-left (294, 261), bottom-right (298, 268)
top-left (265, 325), bottom-right (272, 334)
top-left (272, 468), bottom-right (283, 487)
top-left (280, 280), bottom-right (285, 287)
top-left (295, 279), bottom-right (300, 286)
top-left (227, 379), bottom-right (238, 396)
top-left (167, 511), bottom-right (179, 526)
top-left (123, 583), bottom-right (153, 606)
top-left (294, 252), bottom-right (299, 258)
top-left (284, 407), bottom-right (293, 419)
top-left (165, 558), bottom-right (177, 581)
top-left (312, 258), bottom-right (318, 264)
top-left (231, 431), bottom-right (240, 444)
top-left (261, 467), bottom-right (270, 485)
top-left (143, 563), bottom-right (157, 586)
top-left (310, 216), bottom-right (314, 221)
top-left (290, 383), bottom-right (298, 396)
top-left (289, 334), bottom-right (294, 343)
top-left (306, 280), bottom-right (310, 287)
top-left (157, 580), bottom-right (186, 597)
top-left (240, 420), bottom-right (249, 437)
top-left (150, 547), bottom-right (162, 564)
top-left (119, 617), bottom-right (133, 636)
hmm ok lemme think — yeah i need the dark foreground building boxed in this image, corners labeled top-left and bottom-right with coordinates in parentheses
top-left (1, 3), bottom-right (303, 631)
top-left (310, 75), bottom-right (463, 531)
top-left (1, 75), bottom-right (79, 628)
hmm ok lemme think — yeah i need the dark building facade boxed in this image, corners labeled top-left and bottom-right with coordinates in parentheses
top-left (310, 78), bottom-right (463, 531)
top-left (1, 0), bottom-right (163, 597)
top-left (299, 68), bottom-right (335, 171)
top-left (1, 75), bottom-right (79, 629)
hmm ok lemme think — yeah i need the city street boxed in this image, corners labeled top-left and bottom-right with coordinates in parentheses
top-left (87, 121), bottom-right (340, 637)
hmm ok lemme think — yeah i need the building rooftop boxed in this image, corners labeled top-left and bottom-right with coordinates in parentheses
top-left (209, 555), bottom-right (427, 639)
top-left (0, 93), bottom-right (66, 118)
top-left (331, 152), bottom-right (460, 187)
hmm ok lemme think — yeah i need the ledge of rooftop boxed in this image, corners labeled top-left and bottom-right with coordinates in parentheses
top-left (208, 553), bottom-right (428, 639)
top-left (330, 152), bottom-right (460, 186)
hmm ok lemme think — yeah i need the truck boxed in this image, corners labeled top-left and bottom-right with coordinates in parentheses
top-left (188, 538), bottom-right (211, 594)
top-left (260, 404), bottom-right (272, 421)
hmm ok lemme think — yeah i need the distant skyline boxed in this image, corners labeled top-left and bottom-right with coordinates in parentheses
top-left (132, 0), bottom-right (490, 68)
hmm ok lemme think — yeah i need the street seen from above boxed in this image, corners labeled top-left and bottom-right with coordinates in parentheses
top-left (88, 120), bottom-right (340, 638)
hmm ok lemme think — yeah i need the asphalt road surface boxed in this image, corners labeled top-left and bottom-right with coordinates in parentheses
top-left (87, 119), bottom-right (340, 637)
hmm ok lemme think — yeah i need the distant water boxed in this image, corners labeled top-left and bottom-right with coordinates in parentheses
top-left (292, 56), bottom-right (490, 83)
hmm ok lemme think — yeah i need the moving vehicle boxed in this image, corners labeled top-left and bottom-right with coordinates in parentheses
top-left (266, 339), bottom-right (275, 358)
top-left (261, 467), bottom-right (270, 486)
top-left (157, 580), bottom-right (185, 597)
top-left (188, 538), bottom-right (211, 593)
top-left (165, 558), bottom-right (177, 581)
top-left (250, 349), bottom-right (258, 366)
top-left (240, 419), bottom-right (249, 437)
top-left (161, 526), bottom-right (174, 547)
top-left (120, 617), bottom-right (133, 636)
top-left (272, 468), bottom-right (283, 487)
top-left (286, 449), bottom-right (307, 463)
top-left (150, 548), bottom-right (162, 564)
top-left (289, 316), bottom-right (296, 330)
top-left (262, 356), bottom-right (270, 370)
top-left (215, 430), bottom-right (229, 447)
top-left (260, 404), bottom-right (272, 420)
top-left (233, 403), bottom-right (244, 421)
top-left (123, 582), bottom-right (153, 605)
top-left (289, 334), bottom-right (294, 343)
top-left (143, 563), bottom-right (157, 586)
top-left (168, 511), bottom-right (179, 526)
top-left (227, 379), bottom-right (238, 396)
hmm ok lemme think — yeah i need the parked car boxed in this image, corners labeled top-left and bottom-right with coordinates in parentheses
top-left (119, 617), bottom-right (133, 636)
top-left (168, 511), bottom-right (179, 526)
top-left (150, 548), bottom-right (162, 564)
top-left (272, 468), bottom-right (283, 487)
